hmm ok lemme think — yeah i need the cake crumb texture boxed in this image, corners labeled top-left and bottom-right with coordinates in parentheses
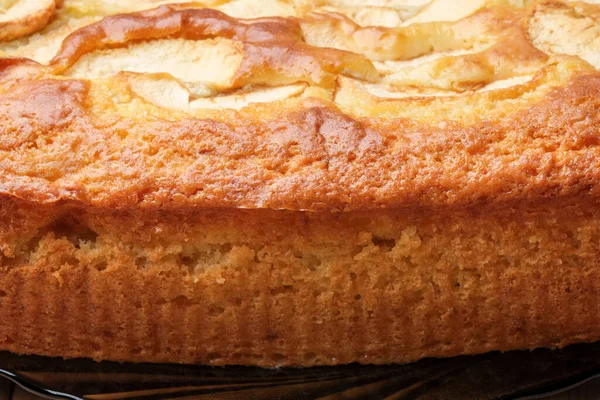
top-left (1, 196), bottom-right (600, 366)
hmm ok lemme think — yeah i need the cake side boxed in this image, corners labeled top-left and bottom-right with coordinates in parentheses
top-left (1, 195), bottom-right (599, 366)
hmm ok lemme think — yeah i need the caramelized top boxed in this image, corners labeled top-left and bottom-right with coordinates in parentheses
top-left (0, 0), bottom-right (600, 211)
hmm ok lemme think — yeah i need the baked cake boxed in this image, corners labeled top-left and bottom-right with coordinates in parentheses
top-left (1, 0), bottom-right (600, 367)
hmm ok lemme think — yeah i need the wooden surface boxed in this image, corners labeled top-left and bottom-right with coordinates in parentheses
top-left (1, 375), bottom-right (600, 399)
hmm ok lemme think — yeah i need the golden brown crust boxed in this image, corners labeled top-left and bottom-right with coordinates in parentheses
top-left (2, 69), bottom-right (600, 211)
top-left (2, 195), bottom-right (600, 366)
top-left (0, 0), bottom-right (599, 211)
